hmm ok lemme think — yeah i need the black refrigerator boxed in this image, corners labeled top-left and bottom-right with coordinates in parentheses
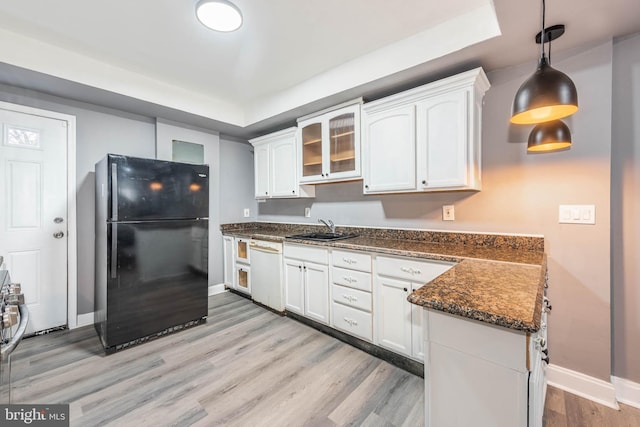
top-left (95, 154), bottom-right (209, 353)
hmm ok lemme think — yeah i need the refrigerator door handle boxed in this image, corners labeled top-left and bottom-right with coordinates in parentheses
top-left (111, 162), bottom-right (118, 221)
top-left (110, 223), bottom-right (117, 279)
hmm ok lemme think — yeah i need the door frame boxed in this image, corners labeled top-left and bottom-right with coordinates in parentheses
top-left (0, 101), bottom-right (78, 329)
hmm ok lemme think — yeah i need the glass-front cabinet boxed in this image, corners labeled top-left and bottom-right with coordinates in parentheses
top-left (298, 101), bottom-right (362, 184)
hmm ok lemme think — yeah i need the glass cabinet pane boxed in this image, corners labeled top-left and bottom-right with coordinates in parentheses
top-left (329, 113), bottom-right (356, 174)
top-left (302, 123), bottom-right (323, 177)
top-left (237, 268), bottom-right (248, 289)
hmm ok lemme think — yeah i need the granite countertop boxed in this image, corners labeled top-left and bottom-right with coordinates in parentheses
top-left (222, 223), bottom-right (546, 333)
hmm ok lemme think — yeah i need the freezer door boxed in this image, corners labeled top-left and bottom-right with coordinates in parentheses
top-left (104, 219), bottom-right (209, 348)
top-left (108, 154), bottom-right (209, 221)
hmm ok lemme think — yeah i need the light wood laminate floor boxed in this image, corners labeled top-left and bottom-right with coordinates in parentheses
top-left (9, 291), bottom-right (640, 426)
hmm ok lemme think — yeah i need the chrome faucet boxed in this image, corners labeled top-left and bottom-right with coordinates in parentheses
top-left (318, 218), bottom-right (336, 234)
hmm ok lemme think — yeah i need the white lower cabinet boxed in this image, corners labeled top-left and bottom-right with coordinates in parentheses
top-left (375, 255), bottom-right (454, 361)
top-left (424, 309), bottom-right (546, 427)
top-left (284, 245), bottom-right (329, 324)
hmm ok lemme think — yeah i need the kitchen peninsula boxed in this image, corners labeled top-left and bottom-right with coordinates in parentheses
top-left (221, 221), bottom-right (548, 427)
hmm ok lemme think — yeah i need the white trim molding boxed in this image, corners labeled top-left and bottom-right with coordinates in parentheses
top-left (209, 283), bottom-right (226, 296)
top-left (76, 312), bottom-right (95, 328)
top-left (547, 364), bottom-right (619, 410)
top-left (612, 376), bottom-right (640, 410)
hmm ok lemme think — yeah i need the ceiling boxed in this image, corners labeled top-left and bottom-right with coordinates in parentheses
top-left (0, 0), bottom-right (639, 139)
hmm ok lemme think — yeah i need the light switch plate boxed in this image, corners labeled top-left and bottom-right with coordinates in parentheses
top-left (559, 204), bottom-right (595, 224)
top-left (243, 208), bottom-right (250, 218)
top-left (304, 207), bottom-right (311, 218)
top-left (442, 205), bottom-right (455, 221)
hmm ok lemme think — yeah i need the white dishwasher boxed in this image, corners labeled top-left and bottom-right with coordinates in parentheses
top-left (249, 239), bottom-right (284, 311)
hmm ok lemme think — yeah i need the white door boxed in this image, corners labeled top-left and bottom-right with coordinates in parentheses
top-left (0, 107), bottom-right (68, 334)
top-left (270, 137), bottom-right (296, 197)
top-left (304, 261), bottom-right (329, 325)
top-left (284, 258), bottom-right (304, 315)
top-left (416, 90), bottom-right (469, 189)
top-left (376, 275), bottom-right (412, 356)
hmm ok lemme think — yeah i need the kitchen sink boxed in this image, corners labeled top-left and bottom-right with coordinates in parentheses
top-left (286, 232), bottom-right (358, 242)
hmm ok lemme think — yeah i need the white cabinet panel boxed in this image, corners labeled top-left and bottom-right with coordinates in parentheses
top-left (416, 90), bottom-right (469, 189)
top-left (304, 262), bottom-right (329, 324)
top-left (376, 255), bottom-right (454, 283)
top-left (376, 275), bottom-right (412, 356)
top-left (362, 104), bottom-right (416, 193)
top-left (284, 259), bottom-right (304, 314)
top-left (222, 235), bottom-right (234, 288)
top-left (270, 138), bottom-right (297, 197)
top-left (254, 144), bottom-right (270, 198)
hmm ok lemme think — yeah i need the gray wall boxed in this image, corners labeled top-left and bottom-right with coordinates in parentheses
top-left (258, 41), bottom-right (614, 381)
top-left (219, 138), bottom-right (258, 224)
top-left (612, 33), bottom-right (640, 383)
top-left (0, 85), bottom-right (156, 314)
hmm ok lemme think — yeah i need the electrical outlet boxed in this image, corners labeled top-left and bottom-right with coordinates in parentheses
top-left (442, 205), bottom-right (455, 221)
top-left (304, 207), bottom-right (311, 218)
top-left (243, 208), bottom-right (250, 218)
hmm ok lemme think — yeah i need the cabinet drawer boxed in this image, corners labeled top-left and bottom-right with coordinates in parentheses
top-left (331, 266), bottom-right (372, 292)
top-left (331, 250), bottom-right (372, 272)
top-left (331, 284), bottom-right (372, 312)
top-left (332, 302), bottom-right (373, 342)
top-left (284, 244), bottom-right (328, 264)
top-left (376, 255), bottom-right (454, 283)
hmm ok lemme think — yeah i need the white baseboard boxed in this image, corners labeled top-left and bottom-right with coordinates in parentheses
top-left (612, 376), bottom-right (640, 409)
top-left (208, 283), bottom-right (227, 296)
top-left (75, 312), bottom-right (95, 328)
top-left (547, 364), bottom-right (619, 410)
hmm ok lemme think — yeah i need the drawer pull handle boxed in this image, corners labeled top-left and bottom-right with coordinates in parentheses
top-left (343, 317), bottom-right (358, 327)
top-left (342, 294), bottom-right (358, 303)
top-left (342, 257), bottom-right (357, 265)
top-left (343, 276), bottom-right (358, 284)
top-left (400, 267), bottom-right (422, 275)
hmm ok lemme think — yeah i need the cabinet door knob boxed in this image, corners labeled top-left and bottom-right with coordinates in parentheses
top-left (542, 356), bottom-right (550, 364)
top-left (422, 180), bottom-right (427, 185)
top-left (365, 184), bottom-right (369, 189)
top-left (404, 287), bottom-right (408, 292)
top-left (265, 191), bottom-right (268, 195)
top-left (292, 190), bottom-right (295, 194)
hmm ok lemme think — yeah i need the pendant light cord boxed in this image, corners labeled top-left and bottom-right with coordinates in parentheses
top-left (541, 0), bottom-right (546, 60)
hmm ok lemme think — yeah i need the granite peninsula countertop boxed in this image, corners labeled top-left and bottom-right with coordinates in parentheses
top-left (222, 222), bottom-right (546, 333)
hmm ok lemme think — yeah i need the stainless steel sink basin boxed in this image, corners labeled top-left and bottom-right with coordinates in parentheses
top-left (286, 232), bottom-right (358, 242)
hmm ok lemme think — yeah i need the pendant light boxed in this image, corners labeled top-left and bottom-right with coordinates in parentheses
top-left (196, 0), bottom-right (243, 32)
top-left (510, 0), bottom-right (578, 125)
top-left (527, 120), bottom-right (572, 152)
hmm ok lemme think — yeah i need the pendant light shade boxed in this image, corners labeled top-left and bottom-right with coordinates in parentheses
top-left (511, 57), bottom-right (578, 124)
top-left (196, 0), bottom-right (243, 32)
top-left (510, 0), bottom-right (578, 125)
top-left (527, 120), bottom-right (572, 152)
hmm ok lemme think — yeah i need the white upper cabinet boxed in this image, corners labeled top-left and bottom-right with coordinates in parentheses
top-left (362, 104), bottom-right (416, 193)
top-left (250, 127), bottom-right (315, 199)
top-left (362, 68), bottom-right (489, 194)
top-left (298, 100), bottom-right (363, 184)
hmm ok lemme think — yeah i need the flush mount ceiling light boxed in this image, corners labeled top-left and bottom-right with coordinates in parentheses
top-left (527, 119), bottom-right (572, 153)
top-left (510, 0), bottom-right (578, 125)
top-left (196, 0), bottom-right (243, 32)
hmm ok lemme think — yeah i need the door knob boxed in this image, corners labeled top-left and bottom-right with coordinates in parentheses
top-left (53, 231), bottom-right (65, 239)
top-left (54, 217), bottom-right (64, 223)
